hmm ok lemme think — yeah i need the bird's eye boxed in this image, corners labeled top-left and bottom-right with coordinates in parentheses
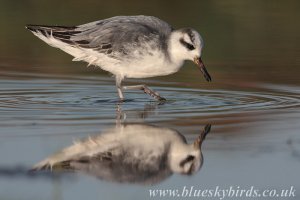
top-left (179, 38), bottom-right (195, 51)
top-left (179, 155), bottom-right (195, 167)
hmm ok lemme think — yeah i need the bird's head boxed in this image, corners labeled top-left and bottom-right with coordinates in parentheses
top-left (168, 28), bottom-right (211, 82)
top-left (169, 124), bottom-right (211, 175)
top-left (170, 147), bottom-right (203, 175)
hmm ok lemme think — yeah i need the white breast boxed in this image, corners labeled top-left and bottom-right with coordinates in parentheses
top-left (105, 50), bottom-right (183, 79)
top-left (31, 32), bottom-right (184, 79)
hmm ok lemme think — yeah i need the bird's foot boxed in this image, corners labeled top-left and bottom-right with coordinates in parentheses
top-left (141, 85), bottom-right (166, 102)
top-left (122, 84), bottom-right (166, 101)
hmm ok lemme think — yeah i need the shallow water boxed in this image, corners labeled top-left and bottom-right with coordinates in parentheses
top-left (0, 70), bottom-right (300, 200)
top-left (1, 1), bottom-right (300, 199)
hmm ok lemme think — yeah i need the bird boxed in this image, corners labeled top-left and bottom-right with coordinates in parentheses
top-left (26, 15), bottom-right (212, 101)
top-left (31, 124), bottom-right (211, 185)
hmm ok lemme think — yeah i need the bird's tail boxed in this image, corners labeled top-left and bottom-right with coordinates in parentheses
top-left (25, 24), bottom-right (79, 44)
top-left (30, 159), bottom-right (73, 172)
top-left (25, 24), bottom-right (77, 33)
top-left (25, 23), bottom-right (92, 63)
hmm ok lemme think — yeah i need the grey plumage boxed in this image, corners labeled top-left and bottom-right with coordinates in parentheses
top-left (26, 15), bottom-right (211, 100)
top-left (27, 16), bottom-right (173, 59)
top-left (31, 124), bottom-right (211, 185)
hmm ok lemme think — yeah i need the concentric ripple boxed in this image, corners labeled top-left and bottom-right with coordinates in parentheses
top-left (0, 72), bottom-right (300, 127)
top-left (160, 87), bottom-right (300, 115)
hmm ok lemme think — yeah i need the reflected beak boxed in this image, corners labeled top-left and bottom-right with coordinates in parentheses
top-left (193, 137), bottom-right (202, 149)
top-left (193, 124), bottom-right (212, 149)
top-left (193, 57), bottom-right (212, 82)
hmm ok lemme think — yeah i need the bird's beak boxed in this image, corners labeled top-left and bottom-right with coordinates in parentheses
top-left (193, 137), bottom-right (202, 149)
top-left (193, 57), bottom-right (212, 82)
top-left (193, 124), bottom-right (211, 149)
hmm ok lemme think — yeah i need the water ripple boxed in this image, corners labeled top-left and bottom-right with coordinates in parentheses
top-left (0, 73), bottom-right (299, 124)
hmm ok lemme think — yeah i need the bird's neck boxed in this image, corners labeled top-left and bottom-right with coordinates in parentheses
top-left (167, 31), bottom-right (186, 67)
top-left (168, 143), bottom-right (191, 173)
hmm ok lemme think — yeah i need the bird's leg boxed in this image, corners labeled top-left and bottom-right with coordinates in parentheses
top-left (116, 103), bottom-right (125, 126)
top-left (117, 87), bottom-right (124, 101)
top-left (122, 85), bottom-right (166, 101)
top-left (115, 77), bottom-right (126, 123)
top-left (115, 76), bottom-right (124, 101)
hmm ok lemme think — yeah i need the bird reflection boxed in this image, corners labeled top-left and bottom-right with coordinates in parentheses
top-left (32, 124), bottom-right (211, 185)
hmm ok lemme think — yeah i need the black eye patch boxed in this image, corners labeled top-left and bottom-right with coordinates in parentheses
top-left (179, 155), bottom-right (195, 167)
top-left (180, 38), bottom-right (195, 51)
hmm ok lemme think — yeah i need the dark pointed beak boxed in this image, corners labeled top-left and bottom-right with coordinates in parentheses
top-left (193, 124), bottom-right (211, 149)
top-left (194, 57), bottom-right (212, 82)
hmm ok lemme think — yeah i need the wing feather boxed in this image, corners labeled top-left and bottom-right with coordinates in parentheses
top-left (26, 16), bottom-right (173, 57)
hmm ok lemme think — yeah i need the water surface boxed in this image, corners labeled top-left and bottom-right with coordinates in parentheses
top-left (0, 71), bottom-right (299, 200)
top-left (0, 1), bottom-right (300, 200)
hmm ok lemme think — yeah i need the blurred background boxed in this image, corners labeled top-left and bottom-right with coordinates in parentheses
top-left (0, 1), bottom-right (300, 200)
top-left (0, 0), bottom-right (299, 84)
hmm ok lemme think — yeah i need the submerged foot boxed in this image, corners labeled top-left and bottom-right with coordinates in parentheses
top-left (122, 84), bottom-right (166, 101)
top-left (141, 85), bottom-right (166, 101)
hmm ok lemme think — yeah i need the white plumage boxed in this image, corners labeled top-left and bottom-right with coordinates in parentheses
top-left (32, 124), bottom-right (211, 185)
top-left (26, 15), bottom-right (211, 101)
